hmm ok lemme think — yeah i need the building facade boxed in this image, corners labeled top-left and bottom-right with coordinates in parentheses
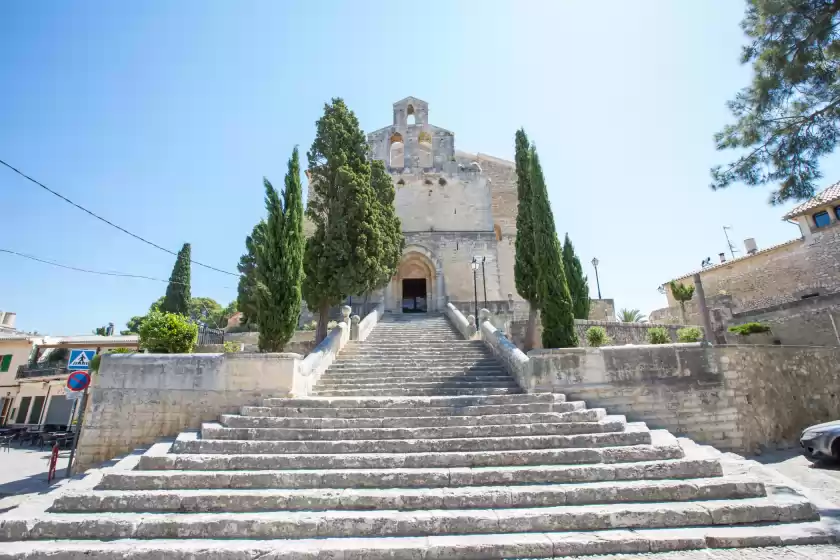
top-left (363, 97), bottom-right (520, 313)
top-left (650, 183), bottom-right (840, 345)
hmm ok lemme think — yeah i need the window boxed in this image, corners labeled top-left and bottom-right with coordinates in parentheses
top-left (15, 397), bottom-right (31, 424)
top-left (814, 211), bottom-right (831, 228)
top-left (835, 206), bottom-right (840, 220)
top-left (28, 396), bottom-right (45, 426)
top-left (0, 354), bottom-right (10, 372)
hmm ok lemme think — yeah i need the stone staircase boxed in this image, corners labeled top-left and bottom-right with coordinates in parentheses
top-left (0, 313), bottom-right (833, 558)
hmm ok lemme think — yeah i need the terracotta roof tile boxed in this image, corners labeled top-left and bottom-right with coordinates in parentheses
top-left (666, 238), bottom-right (801, 283)
top-left (782, 182), bottom-right (840, 219)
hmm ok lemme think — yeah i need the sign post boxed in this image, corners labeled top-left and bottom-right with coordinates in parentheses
top-left (64, 349), bottom-right (95, 478)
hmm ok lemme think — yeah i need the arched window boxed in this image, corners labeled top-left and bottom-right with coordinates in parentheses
top-left (406, 104), bottom-right (416, 126)
top-left (389, 132), bottom-right (404, 168)
top-left (494, 224), bottom-right (502, 241)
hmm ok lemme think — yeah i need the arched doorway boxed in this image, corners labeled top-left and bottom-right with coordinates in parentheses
top-left (388, 248), bottom-right (442, 313)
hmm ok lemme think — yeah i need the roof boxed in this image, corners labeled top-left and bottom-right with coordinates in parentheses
top-left (782, 182), bottom-right (840, 219)
top-left (665, 238), bottom-right (801, 284)
top-left (0, 333), bottom-right (37, 342)
top-left (38, 334), bottom-right (140, 348)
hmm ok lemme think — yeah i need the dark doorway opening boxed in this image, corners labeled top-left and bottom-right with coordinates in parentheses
top-left (402, 278), bottom-right (427, 313)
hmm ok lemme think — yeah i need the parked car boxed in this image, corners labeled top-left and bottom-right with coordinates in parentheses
top-left (800, 420), bottom-right (840, 462)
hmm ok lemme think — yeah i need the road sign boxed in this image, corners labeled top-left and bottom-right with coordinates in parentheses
top-left (68, 349), bottom-right (95, 371)
top-left (65, 391), bottom-right (84, 401)
top-left (66, 371), bottom-right (91, 392)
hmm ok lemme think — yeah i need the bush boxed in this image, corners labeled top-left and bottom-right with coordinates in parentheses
top-left (223, 341), bottom-right (242, 353)
top-left (585, 326), bottom-right (612, 347)
top-left (327, 320), bottom-right (338, 330)
top-left (300, 320), bottom-right (317, 331)
top-left (110, 347), bottom-right (134, 354)
top-left (677, 327), bottom-right (703, 343)
top-left (138, 311), bottom-right (198, 353)
top-left (647, 327), bottom-right (670, 344)
top-left (728, 322), bottom-right (771, 335)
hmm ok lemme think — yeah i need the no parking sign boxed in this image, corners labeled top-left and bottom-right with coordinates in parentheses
top-left (66, 370), bottom-right (91, 392)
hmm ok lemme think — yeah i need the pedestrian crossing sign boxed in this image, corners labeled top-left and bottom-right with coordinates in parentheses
top-left (68, 349), bottom-right (96, 371)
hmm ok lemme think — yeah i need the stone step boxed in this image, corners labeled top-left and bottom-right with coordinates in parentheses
top-left (145, 431), bottom-right (685, 471)
top-left (329, 359), bottom-right (501, 368)
top-left (193, 421), bottom-right (649, 452)
top-left (1, 495), bottom-right (818, 541)
top-left (340, 349), bottom-right (492, 355)
top-left (241, 400), bottom-right (586, 419)
top-left (3, 523), bottom-right (833, 559)
top-left (317, 374), bottom-right (514, 385)
top-left (205, 416), bottom-right (627, 441)
top-left (315, 380), bottom-right (520, 391)
top-left (52, 477), bottom-right (766, 513)
top-left (225, 409), bottom-right (606, 429)
top-left (261, 393), bottom-right (562, 409)
top-left (323, 364), bottom-right (506, 373)
top-left (346, 340), bottom-right (485, 346)
top-left (312, 387), bottom-right (523, 397)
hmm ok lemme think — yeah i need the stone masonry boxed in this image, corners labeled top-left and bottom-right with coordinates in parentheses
top-left (0, 313), bottom-right (834, 557)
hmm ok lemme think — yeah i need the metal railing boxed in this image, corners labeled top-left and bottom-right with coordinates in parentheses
top-left (197, 325), bottom-right (224, 346)
top-left (16, 362), bottom-right (68, 379)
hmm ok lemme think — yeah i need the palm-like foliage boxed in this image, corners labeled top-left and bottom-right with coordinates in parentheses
top-left (617, 308), bottom-right (646, 323)
top-left (669, 281), bottom-right (696, 323)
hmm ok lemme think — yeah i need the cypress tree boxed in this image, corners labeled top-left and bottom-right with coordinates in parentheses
top-left (562, 233), bottom-right (590, 320)
top-left (303, 98), bottom-right (399, 342)
top-left (254, 147), bottom-right (305, 352)
top-left (161, 243), bottom-right (191, 315)
top-left (236, 222), bottom-right (265, 327)
top-left (513, 129), bottom-right (539, 350)
top-left (367, 159), bottom-right (404, 295)
top-left (530, 147), bottom-right (577, 348)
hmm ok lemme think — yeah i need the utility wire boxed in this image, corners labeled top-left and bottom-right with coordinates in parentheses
top-left (0, 248), bottom-right (236, 290)
top-left (0, 158), bottom-right (239, 277)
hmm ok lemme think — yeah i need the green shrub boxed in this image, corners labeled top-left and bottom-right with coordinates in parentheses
top-left (647, 327), bottom-right (670, 344)
top-left (223, 341), bottom-right (242, 353)
top-left (47, 348), bottom-right (68, 362)
top-left (110, 347), bottom-right (134, 354)
top-left (300, 320), bottom-right (317, 331)
top-left (677, 327), bottom-right (703, 343)
top-left (90, 353), bottom-right (101, 373)
top-left (585, 326), bottom-right (612, 347)
top-left (138, 311), bottom-right (198, 353)
top-left (728, 322), bottom-right (771, 335)
top-left (327, 320), bottom-right (338, 330)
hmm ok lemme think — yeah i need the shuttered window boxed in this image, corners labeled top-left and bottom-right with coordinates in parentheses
top-left (0, 355), bottom-right (11, 372)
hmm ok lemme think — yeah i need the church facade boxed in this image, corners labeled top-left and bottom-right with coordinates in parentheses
top-left (365, 97), bottom-right (520, 313)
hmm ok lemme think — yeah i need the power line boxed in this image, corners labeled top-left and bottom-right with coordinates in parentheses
top-left (0, 248), bottom-right (236, 290)
top-left (0, 158), bottom-right (239, 277)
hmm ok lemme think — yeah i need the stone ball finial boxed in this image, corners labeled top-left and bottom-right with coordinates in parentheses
top-left (340, 305), bottom-right (352, 323)
top-left (467, 314), bottom-right (476, 326)
top-left (507, 292), bottom-right (513, 302)
top-left (350, 314), bottom-right (360, 325)
top-left (479, 308), bottom-right (491, 321)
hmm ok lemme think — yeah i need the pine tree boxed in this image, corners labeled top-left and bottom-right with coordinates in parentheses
top-left (562, 233), bottom-right (590, 320)
top-left (712, 1), bottom-right (840, 204)
top-left (254, 147), bottom-right (305, 352)
top-left (303, 98), bottom-right (401, 342)
top-left (530, 147), bottom-right (577, 348)
top-left (236, 222), bottom-right (265, 327)
top-left (513, 129), bottom-right (539, 350)
top-left (161, 243), bottom-right (191, 315)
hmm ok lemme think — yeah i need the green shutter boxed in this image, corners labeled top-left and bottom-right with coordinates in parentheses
top-left (0, 355), bottom-right (12, 372)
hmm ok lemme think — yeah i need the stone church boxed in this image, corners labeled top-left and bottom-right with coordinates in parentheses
top-left (365, 97), bottom-right (520, 313)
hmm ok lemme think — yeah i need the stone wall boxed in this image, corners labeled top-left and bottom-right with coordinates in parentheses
top-left (505, 341), bottom-right (840, 454)
top-left (588, 299), bottom-right (616, 322)
top-left (726, 292), bottom-right (840, 347)
top-left (659, 223), bottom-right (840, 316)
top-left (75, 352), bottom-right (304, 471)
top-left (508, 318), bottom-right (702, 349)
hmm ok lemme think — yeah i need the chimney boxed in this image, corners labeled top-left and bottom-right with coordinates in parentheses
top-left (744, 238), bottom-right (758, 255)
top-left (1, 312), bottom-right (15, 329)
top-left (719, 253), bottom-right (726, 263)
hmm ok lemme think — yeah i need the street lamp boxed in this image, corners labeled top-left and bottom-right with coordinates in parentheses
top-left (471, 258), bottom-right (480, 329)
top-left (591, 257), bottom-right (602, 299)
top-left (473, 255), bottom-right (487, 309)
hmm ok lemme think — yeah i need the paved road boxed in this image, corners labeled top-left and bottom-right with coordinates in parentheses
top-left (0, 446), bottom-right (67, 513)
top-left (753, 448), bottom-right (840, 505)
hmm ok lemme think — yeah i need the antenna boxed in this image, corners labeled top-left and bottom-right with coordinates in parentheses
top-left (723, 226), bottom-right (738, 260)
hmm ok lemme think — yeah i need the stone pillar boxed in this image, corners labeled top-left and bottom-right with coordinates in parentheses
top-left (436, 271), bottom-right (444, 313)
top-left (350, 315), bottom-right (361, 340)
top-left (340, 305), bottom-right (352, 325)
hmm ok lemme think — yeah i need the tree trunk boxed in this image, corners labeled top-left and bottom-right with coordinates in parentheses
top-left (316, 302), bottom-right (330, 344)
top-left (679, 302), bottom-right (687, 324)
top-left (525, 304), bottom-right (539, 352)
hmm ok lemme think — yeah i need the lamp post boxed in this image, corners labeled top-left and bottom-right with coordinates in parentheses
top-left (474, 255), bottom-right (487, 309)
top-left (591, 257), bottom-right (602, 299)
top-left (471, 259), bottom-right (479, 329)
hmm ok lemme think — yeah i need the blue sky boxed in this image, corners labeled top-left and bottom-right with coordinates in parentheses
top-left (2, 1), bottom-right (837, 334)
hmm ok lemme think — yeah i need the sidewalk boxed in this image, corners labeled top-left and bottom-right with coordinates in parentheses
top-left (0, 446), bottom-right (68, 513)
